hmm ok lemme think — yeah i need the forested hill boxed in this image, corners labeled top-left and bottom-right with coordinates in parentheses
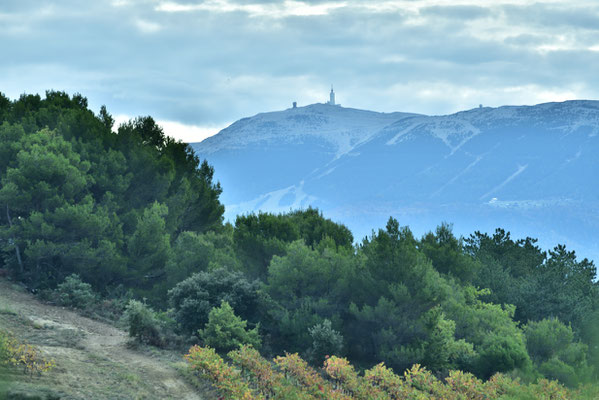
top-left (0, 91), bottom-right (224, 291)
top-left (191, 101), bottom-right (599, 262)
top-left (0, 91), bottom-right (598, 397)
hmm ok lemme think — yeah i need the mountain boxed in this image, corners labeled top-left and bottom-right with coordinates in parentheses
top-left (191, 101), bottom-right (599, 262)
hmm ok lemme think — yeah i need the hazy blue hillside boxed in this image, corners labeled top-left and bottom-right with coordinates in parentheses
top-left (191, 100), bottom-right (599, 261)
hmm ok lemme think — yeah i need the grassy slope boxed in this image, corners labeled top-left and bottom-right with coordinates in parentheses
top-left (0, 280), bottom-right (208, 400)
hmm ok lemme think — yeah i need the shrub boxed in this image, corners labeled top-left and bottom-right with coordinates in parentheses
top-left (185, 344), bottom-right (588, 400)
top-left (199, 301), bottom-right (261, 353)
top-left (524, 318), bottom-right (593, 386)
top-left (123, 300), bottom-right (169, 347)
top-left (308, 319), bottom-right (343, 365)
top-left (475, 333), bottom-right (530, 379)
top-left (0, 330), bottom-right (55, 377)
top-left (168, 268), bottom-right (261, 336)
top-left (55, 274), bottom-right (97, 309)
top-left (185, 345), bottom-right (257, 399)
top-left (525, 318), bottom-right (573, 363)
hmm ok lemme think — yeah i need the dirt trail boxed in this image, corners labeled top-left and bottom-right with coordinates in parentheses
top-left (0, 280), bottom-right (204, 400)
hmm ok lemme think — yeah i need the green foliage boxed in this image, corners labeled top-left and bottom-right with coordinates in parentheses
top-left (2, 90), bottom-right (597, 388)
top-left (467, 230), bottom-right (598, 331)
top-left (579, 310), bottom-right (599, 380)
top-left (421, 223), bottom-right (480, 282)
top-left (126, 202), bottom-right (171, 298)
top-left (165, 229), bottom-right (240, 289)
top-left (234, 212), bottom-right (300, 279)
top-left (263, 240), bottom-right (355, 356)
top-left (287, 208), bottom-right (353, 249)
top-left (234, 208), bottom-right (353, 279)
top-left (55, 274), bottom-right (97, 309)
top-left (420, 307), bottom-right (473, 372)
top-left (0, 91), bottom-right (223, 291)
top-left (199, 301), bottom-right (261, 353)
top-left (270, 240), bottom-right (356, 299)
top-left (445, 287), bottom-right (530, 378)
top-left (168, 268), bottom-right (261, 336)
top-left (346, 218), bottom-right (455, 372)
top-left (465, 229), bottom-right (598, 384)
top-left (525, 318), bottom-right (576, 363)
top-left (308, 319), bottom-right (343, 365)
top-left (524, 318), bottom-right (593, 386)
top-left (123, 299), bottom-right (171, 347)
top-left (475, 333), bottom-right (530, 379)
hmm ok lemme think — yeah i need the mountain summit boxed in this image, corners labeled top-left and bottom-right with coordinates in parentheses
top-left (191, 101), bottom-right (599, 261)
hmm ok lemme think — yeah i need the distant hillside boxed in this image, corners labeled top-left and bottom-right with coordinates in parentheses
top-left (191, 101), bottom-right (599, 261)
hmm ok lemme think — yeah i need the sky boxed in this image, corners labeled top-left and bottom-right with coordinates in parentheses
top-left (2, 0), bottom-right (599, 142)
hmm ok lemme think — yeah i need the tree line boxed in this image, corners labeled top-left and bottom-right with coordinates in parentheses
top-left (0, 91), bottom-right (597, 390)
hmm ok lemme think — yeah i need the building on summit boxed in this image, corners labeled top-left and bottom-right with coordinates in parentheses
top-left (327, 85), bottom-right (340, 106)
top-left (327, 85), bottom-right (336, 105)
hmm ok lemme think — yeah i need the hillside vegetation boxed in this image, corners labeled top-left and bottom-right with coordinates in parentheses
top-left (0, 279), bottom-right (209, 399)
top-left (0, 91), bottom-right (598, 398)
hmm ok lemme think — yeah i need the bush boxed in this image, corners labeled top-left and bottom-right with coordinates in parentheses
top-left (186, 344), bottom-right (586, 400)
top-left (123, 300), bottom-right (172, 347)
top-left (199, 301), bottom-right (261, 353)
top-left (168, 268), bottom-right (261, 336)
top-left (0, 330), bottom-right (55, 377)
top-left (55, 274), bottom-right (97, 309)
top-left (525, 318), bottom-right (574, 363)
top-left (476, 333), bottom-right (530, 379)
top-left (308, 319), bottom-right (343, 365)
top-left (524, 318), bottom-right (593, 386)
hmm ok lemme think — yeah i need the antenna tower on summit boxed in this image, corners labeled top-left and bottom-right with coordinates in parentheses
top-left (328, 85), bottom-right (336, 105)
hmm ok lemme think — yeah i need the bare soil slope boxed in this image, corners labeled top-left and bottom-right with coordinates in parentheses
top-left (0, 280), bottom-right (205, 400)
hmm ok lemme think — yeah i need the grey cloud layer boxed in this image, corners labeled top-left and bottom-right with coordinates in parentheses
top-left (1, 0), bottom-right (599, 137)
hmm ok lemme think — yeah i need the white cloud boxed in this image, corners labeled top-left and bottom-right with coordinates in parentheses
top-left (155, 0), bottom-right (347, 18)
top-left (158, 120), bottom-right (229, 143)
top-left (3, 0), bottom-right (599, 130)
top-left (134, 19), bottom-right (162, 33)
top-left (113, 114), bottom-right (227, 143)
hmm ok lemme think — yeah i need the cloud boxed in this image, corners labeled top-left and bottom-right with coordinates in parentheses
top-left (113, 114), bottom-right (230, 142)
top-left (155, 0), bottom-right (347, 18)
top-left (134, 19), bottom-right (162, 33)
top-left (1, 0), bottom-right (599, 137)
top-left (159, 120), bottom-right (230, 142)
top-left (135, 19), bottom-right (162, 33)
top-left (419, 5), bottom-right (492, 20)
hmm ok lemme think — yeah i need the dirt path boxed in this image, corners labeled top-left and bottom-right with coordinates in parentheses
top-left (0, 280), bottom-right (205, 400)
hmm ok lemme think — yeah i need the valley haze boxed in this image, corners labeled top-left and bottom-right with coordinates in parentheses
top-left (191, 99), bottom-right (599, 263)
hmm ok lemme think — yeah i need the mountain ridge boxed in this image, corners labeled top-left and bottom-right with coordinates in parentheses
top-left (191, 100), bottom-right (599, 261)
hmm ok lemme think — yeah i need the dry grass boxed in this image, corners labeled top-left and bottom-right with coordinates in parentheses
top-left (0, 280), bottom-right (206, 400)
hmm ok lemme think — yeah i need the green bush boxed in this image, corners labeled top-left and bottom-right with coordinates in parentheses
top-left (476, 333), bottom-right (530, 379)
top-left (55, 274), bottom-right (97, 309)
top-left (168, 268), bottom-right (261, 336)
top-left (525, 318), bottom-right (574, 363)
top-left (524, 318), bottom-right (593, 386)
top-left (123, 300), bottom-right (169, 347)
top-left (199, 301), bottom-right (261, 353)
top-left (308, 319), bottom-right (343, 365)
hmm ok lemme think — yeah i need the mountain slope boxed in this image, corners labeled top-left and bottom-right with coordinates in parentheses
top-left (191, 101), bottom-right (599, 261)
